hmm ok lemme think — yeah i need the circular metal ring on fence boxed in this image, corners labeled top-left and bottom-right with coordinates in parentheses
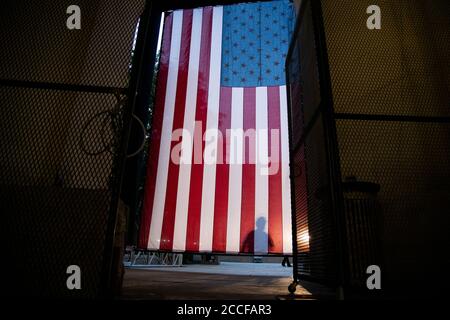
top-left (80, 108), bottom-right (146, 158)
top-left (79, 110), bottom-right (115, 156)
top-left (100, 109), bottom-right (123, 155)
top-left (126, 114), bottom-right (147, 158)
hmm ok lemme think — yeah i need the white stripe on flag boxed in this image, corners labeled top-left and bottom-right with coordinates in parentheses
top-left (226, 87), bottom-right (244, 253)
top-left (254, 86), bottom-right (269, 254)
top-left (147, 10), bottom-right (183, 250)
top-left (280, 85), bottom-right (293, 254)
top-left (172, 8), bottom-right (203, 251)
top-left (199, 6), bottom-right (223, 252)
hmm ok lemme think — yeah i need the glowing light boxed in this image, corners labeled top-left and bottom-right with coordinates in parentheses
top-left (300, 233), bottom-right (310, 243)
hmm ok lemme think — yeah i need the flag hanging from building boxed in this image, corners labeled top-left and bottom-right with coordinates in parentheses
top-left (139, 0), bottom-right (295, 254)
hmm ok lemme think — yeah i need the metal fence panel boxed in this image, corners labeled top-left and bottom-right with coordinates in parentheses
top-left (0, 0), bottom-right (145, 297)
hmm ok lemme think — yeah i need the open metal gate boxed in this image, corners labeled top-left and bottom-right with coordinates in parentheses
top-left (286, 0), bottom-right (346, 294)
top-left (286, 0), bottom-right (450, 298)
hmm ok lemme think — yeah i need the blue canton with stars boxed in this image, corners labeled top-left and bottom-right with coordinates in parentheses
top-left (221, 0), bottom-right (295, 87)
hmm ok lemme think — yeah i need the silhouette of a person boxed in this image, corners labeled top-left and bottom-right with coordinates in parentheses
top-left (242, 217), bottom-right (274, 253)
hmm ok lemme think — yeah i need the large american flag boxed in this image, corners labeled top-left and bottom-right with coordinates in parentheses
top-left (139, 0), bottom-right (295, 254)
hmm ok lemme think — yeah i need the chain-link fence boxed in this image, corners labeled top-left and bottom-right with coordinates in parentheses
top-left (323, 0), bottom-right (450, 295)
top-left (0, 0), bottom-right (146, 297)
top-left (287, 0), bottom-right (449, 297)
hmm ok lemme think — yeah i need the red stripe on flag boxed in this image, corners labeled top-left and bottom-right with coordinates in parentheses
top-left (212, 87), bottom-right (232, 252)
top-left (159, 10), bottom-right (193, 251)
top-left (267, 86), bottom-right (283, 253)
top-left (240, 87), bottom-right (256, 253)
top-left (138, 13), bottom-right (173, 249)
top-left (185, 7), bottom-right (213, 252)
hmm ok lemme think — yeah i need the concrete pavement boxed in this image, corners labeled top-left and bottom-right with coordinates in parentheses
top-left (121, 262), bottom-right (314, 300)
